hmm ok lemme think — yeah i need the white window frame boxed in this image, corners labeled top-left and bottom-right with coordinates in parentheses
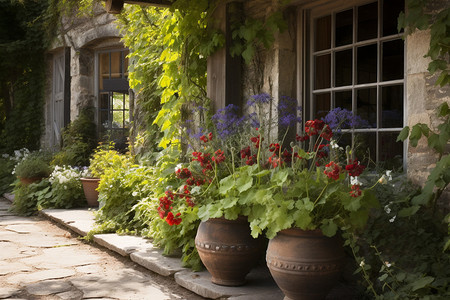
top-left (297, 0), bottom-right (406, 169)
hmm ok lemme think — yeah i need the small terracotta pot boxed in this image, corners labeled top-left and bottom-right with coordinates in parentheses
top-left (266, 228), bottom-right (345, 300)
top-left (80, 177), bottom-right (100, 207)
top-left (195, 216), bottom-right (264, 286)
top-left (18, 177), bottom-right (43, 185)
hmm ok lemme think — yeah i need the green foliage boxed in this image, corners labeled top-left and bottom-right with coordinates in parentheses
top-left (346, 175), bottom-right (449, 299)
top-left (118, 1), bottom-right (224, 149)
top-left (230, 10), bottom-right (288, 64)
top-left (399, 0), bottom-right (450, 86)
top-left (397, 102), bottom-right (450, 209)
top-left (88, 145), bottom-right (132, 178)
top-left (10, 179), bottom-right (51, 216)
top-left (38, 165), bottom-right (86, 209)
top-left (13, 151), bottom-right (52, 179)
top-left (0, 0), bottom-right (54, 153)
top-left (52, 106), bottom-right (97, 167)
top-left (0, 156), bottom-right (16, 194)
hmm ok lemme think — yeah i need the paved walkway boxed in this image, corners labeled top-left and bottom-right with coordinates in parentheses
top-left (0, 198), bottom-right (204, 300)
top-left (0, 196), bottom-right (283, 300)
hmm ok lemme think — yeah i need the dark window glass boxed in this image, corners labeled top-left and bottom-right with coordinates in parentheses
top-left (357, 44), bottom-right (377, 84)
top-left (315, 54), bottom-right (331, 89)
top-left (335, 9), bottom-right (353, 47)
top-left (357, 88), bottom-right (377, 128)
top-left (315, 15), bottom-right (331, 51)
top-left (314, 93), bottom-right (331, 118)
top-left (382, 39), bottom-right (404, 81)
top-left (381, 85), bottom-right (403, 128)
top-left (335, 91), bottom-right (353, 111)
top-left (358, 2), bottom-right (378, 41)
top-left (100, 93), bottom-right (109, 109)
top-left (335, 49), bottom-right (353, 87)
top-left (379, 132), bottom-right (403, 169)
top-left (383, 0), bottom-right (404, 36)
top-left (354, 132), bottom-right (376, 164)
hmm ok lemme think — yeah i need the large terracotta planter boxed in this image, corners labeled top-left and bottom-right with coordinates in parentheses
top-left (195, 216), bottom-right (264, 286)
top-left (80, 177), bottom-right (100, 207)
top-left (266, 228), bottom-right (345, 300)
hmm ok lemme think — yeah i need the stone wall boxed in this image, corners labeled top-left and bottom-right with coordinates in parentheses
top-left (41, 5), bottom-right (123, 149)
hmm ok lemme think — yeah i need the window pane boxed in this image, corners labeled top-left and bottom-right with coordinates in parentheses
top-left (354, 132), bottom-right (376, 164)
top-left (358, 2), bottom-right (378, 41)
top-left (357, 44), bottom-right (377, 84)
top-left (113, 110), bottom-right (124, 128)
top-left (315, 54), bottom-right (331, 89)
top-left (379, 132), bottom-right (403, 169)
top-left (100, 93), bottom-right (109, 109)
top-left (99, 53), bottom-right (110, 90)
top-left (383, 0), bottom-right (404, 36)
top-left (335, 49), bottom-right (352, 87)
top-left (335, 9), bottom-right (353, 47)
top-left (381, 85), bottom-right (403, 128)
top-left (315, 15), bottom-right (331, 51)
top-left (382, 39), bottom-right (404, 81)
top-left (357, 88), bottom-right (377, 128)
top-left (335, 90), bottom-right (352, 110)
top-left (314, 93), bottom-right (331, 119)
top-left (110, 51), bottom-right (121, 79)
top-left (112, 93), bottom-right (124, 111)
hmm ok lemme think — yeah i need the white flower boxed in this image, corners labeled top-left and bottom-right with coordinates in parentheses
top-left (2, 154), bottom-right (9, 159)
top-left (384, 205), bottom-right (391, 214)
top-left (385, 170), bottom-right (392, 181)
top-left (132, 191), bottom-right (138, 197)
top-left (350, 176), bottom-right (363, 186)
top-left (330, 139), bottom-right (343, 150)
top-left (389, 215), bottom-right (396, 223)
top-left (360, 260), bottom-right (365, 267)
top-left (384, 261), bottom-right (392, 268)
top-left (175, 163), bottom-right (183, 173)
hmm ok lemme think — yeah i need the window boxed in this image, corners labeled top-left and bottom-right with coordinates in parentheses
top-left (97, 49), bottom-right (130, 143)
top-left (309, 0), bottom-right (405, 169)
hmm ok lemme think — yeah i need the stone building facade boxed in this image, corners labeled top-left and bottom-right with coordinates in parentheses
top-left (208, 0), bottom-right (449, 189)
top-left (41, 6), bottom-right (128, 150)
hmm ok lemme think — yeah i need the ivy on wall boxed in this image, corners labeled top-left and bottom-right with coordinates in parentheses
top-left (399, 0), bottom-right (450, 86)
top-left (0, 0), bottom-right (55, 153)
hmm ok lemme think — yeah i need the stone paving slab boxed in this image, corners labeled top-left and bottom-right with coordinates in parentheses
top-left (40, 208), bottom-right (97, 236)
top-left (3, 193), bottom-right (14, 203)
top-left (93, 233), bottom-right (154, 256)
top-left (174, 267), bottom-right (283, 300)
top-left (130, 250), bottom-right (187, 277)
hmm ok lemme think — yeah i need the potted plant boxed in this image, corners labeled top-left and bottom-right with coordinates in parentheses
top-left (81, 144), bottom-right (131, 207)
top-left (13, 151), bottom-right (52, 185)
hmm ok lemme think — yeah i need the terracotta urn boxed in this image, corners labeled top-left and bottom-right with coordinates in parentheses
top-left (266, 228), bottom-right (345, 300)
top-left (195, 216), bottom-right (264, 286)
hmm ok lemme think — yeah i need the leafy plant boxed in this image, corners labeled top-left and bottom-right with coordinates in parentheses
top-left (13, 151), bottom-right (52, 179)
top-left (397, 102), bottom-right (450, 212)
top-left (10, 179), bottom-right (51, 216)
top-left (52, 106), bottom-right (97, 167)
top-left (88, 144), bottom-right (131, 178)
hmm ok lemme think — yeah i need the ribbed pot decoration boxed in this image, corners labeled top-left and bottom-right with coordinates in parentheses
top-left (195, 216), bottom-right (264, 286)
top-left (80, 177), bottom-right (100, 207)
top-left (266, 228), bottom-right (345, 300)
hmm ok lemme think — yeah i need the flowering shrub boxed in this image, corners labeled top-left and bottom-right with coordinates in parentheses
top-left (40, 165), bottom-right (86, 209)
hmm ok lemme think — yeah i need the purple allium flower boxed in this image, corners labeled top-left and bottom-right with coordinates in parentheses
top-left (278, 96), bottom-right (302, 128)
top-left (322, 107), bottom-right (369, 130)
top-left (246, 93), bottom-right (271, 107)
top-left (212, 104), bottom-right (245, 139)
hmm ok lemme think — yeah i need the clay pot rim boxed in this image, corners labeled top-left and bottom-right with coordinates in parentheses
top-left (80, 177), bottom-right (101, 181)
top-left (278, 228), bottom-right (325, 237)
top-left (205, 215), bottom-right (248, 224)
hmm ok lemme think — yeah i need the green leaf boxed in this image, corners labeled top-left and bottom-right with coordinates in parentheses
top-left (409, 124), bottom-right (424, 147)
top-left (221, 197), bottom-right (239, 209)
top-left (219, 175), bottom-right (235, 195)
top-left (236, 174), bottom-right (253, 193)
top-left (320, 220), bottom-right (338, 237)
top-left (378, 273), bottom-right (389, 282)
top-left (293, 210), bottom-right (312, 230)
top-left (410, 276), bottom-right (435, 291)
top-left (438, 102), bottom-right (449, 117)
top-left (398, 205), bottom-right (420, 217)
top-left (397, 126), bottom-right (410, 142)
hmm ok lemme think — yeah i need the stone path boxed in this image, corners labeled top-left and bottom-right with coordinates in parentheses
top-left (0, 198), bottom-right (204, 300)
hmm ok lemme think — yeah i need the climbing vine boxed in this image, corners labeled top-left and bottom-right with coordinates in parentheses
top-left (399, 0), bottom-right (450, 86)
